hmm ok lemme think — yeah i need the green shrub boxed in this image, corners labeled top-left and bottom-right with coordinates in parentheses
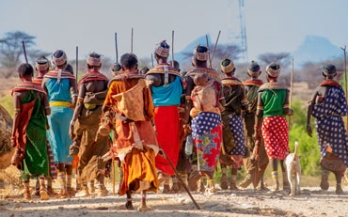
top-left (0, 95), bottom-right (14, 118)
top-left (289, 99), bottom-right (321, 176)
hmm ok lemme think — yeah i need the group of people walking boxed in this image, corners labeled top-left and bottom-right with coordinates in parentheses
top-left (9, 39), bottom-right (348, 211)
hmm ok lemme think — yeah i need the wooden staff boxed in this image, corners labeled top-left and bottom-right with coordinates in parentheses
top-left (211, 30), bottom-right (221, 65)
top-left (158, 144), bottom-right (201, 210)
top-left (151, 53), bottom-right (154, 68)
top-left (111, 157), bottom-right (116, 195)
top-left (115, 32), bottom-right (119, 64)
top-left (341, 46), bottom-right (347, 130)
top-left (22, 41), bottom-right (28, 64)
top-left (75, 46), bottom-right (78, 79)
top-left (206, 35), bottom-right (211, 68)
top-left (131, 28), bottom-right (134, 53)
top-left (171, 30), bottom-right (175, 67)
top-left (289, 58), bottom-right (294, 129)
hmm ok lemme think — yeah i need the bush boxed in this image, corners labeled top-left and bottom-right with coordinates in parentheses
top-left (289, 100), bottom-right (321, 176)
top-left (0, 95), bottom-right (14, 118)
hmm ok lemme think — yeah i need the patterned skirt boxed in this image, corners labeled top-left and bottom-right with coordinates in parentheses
top-left (262, 116), bottom-right (289, 160)
top-left (316, 116), bottom-right (348, 167)
top-left (191, 112), bottom-right (222, 172)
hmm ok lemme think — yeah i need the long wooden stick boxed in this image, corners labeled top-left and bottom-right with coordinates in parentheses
top-left (22, 41), bottom-right (28, 64)
top-left (211, 30), bottom-right (221, 65)
top-left (151, 53), bottom-right (154, 68)
top-left (171, 30), bottom-right (175, 67)
top-left (158, 144), bottom-right (201, 210)
top-left (289, 58), bottom-right (294, 129)
top-left (341, 46), bottom-right (347, 130)
top-left (111, 157), bottom-right (115, 195)
top-left (206, 35), bottom-right (211, 68)
top-left (131, 28), bottom-right (134, 53)
top-left (115, 33), bottom-right (119, 64)
top-left (75, 46), bottom-right (78, 79)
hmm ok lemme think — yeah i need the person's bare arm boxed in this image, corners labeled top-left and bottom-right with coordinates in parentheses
top-left (71, 84), bottom-right (85, 122)
top-left (42, 92), bottom-right (51, 116)
top-left (253, 92), bottom-right (264, 138)
top-left (283, 90), bottom-right (293, 116)
top-left (69, 78), bottom-right (78, 107)
top-left (183, 76), bottom-right (194, 125)
top-left (69, 84), bottom-right (85, 139)
top-left (306, 89), bottom-right (318, 137)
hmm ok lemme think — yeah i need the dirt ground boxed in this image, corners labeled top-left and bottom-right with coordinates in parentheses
top-left (1, 179), bottom-right (348, 217)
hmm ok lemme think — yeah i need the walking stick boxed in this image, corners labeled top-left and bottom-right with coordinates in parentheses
top-left (131, 28), bottom-right (134, 53)
top-left (211, 31), bottom-right (221, 65)
top-left (289, 58), bottom-right (294, 129)
top-left (206, 35), bottom-right (212, 68)
top-left (158, 144), bottom-right (201, 210)
top-left (171, 30), bottom-right (175, 67)
top-left (75, 46), bottom-right (78, 79)
top-left (22, 41), bottom-right (28, 64)
top-left (112, 155), bottom-right (116, 195)
top-left (151, 53), bottom-right (154, 68)
top-left (115, 33), bottom-right (119, 64)
top-left (341, 46), bottom-right (347, 130)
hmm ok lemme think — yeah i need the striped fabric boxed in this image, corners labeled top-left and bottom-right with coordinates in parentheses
top-left (47, 141), bottom-right (57, 179)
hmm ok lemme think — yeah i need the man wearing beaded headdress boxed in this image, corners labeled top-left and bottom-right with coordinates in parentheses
top-left (11, 63), bottom-right (51, 201)
top-left (103, 53), bottom-right (159, 211)
top-left (307, 64), bottom-right (348, 194)
top-left (184, 45), bottom-right (224, 194)
top-left (32, 56), bottom-right (58, 197)
top-left (254, 62), bottom-right (292, 192)
top-left (68, 52), bottom-right (110, 197)
top-left (218, 57), bottom-right (248, 190)
top-left (145, 40), bottom-right (183, 193)
top-left (42, 50), bottom-right (77, 198)
top-left (239, 61), bottom-right (269, 190)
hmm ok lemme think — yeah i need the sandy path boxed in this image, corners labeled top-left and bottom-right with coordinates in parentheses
top-left (1, 185), bottom-right (348, 217)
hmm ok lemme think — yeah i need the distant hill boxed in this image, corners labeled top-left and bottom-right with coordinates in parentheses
top-left (174, 34), bottom-right (213, 65)
top-left (175, 34), bottom-right (343, 70)
top-left (292, 35), bottom-right (342, 68)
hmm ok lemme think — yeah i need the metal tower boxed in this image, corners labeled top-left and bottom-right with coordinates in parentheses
top-left (238, 0), bottom-right (248, 62)
top-left (226, 0), bottom-right (248, 62)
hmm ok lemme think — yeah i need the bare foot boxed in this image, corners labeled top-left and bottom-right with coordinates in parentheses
top-left (137, 204), bottom-right (151, 212)
top-left (125, 201), bottom-right (134, 210)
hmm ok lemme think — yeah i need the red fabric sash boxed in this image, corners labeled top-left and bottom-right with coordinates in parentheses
top-left (243, 79), bottom-right (263, 86)
top-left (319, 80), bottom-right (341, 88)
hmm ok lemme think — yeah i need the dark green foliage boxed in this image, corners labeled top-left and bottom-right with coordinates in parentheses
top-left (289, 99), bottom-right (321, 176)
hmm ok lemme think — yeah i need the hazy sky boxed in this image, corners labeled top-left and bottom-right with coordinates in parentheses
top-left (1, 0), bottom-right (347, 63)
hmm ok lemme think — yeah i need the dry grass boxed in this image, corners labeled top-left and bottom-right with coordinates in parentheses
top-left (0, 166), bottom-right (23, 199)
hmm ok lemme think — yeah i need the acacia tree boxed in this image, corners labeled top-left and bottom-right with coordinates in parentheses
top-left (258, 52), bottom-right (291, 69)
top-left (0, 31), bottom-right (35, 68)
top-left (0, 31), bottom-right (49, 78)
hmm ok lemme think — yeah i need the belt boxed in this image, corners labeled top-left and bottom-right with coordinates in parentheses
top-left (49, 101), bottom-right (72, 107)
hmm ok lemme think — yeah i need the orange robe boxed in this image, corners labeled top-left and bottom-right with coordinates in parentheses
top-left (104, 75), bottom-right (159, 195)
